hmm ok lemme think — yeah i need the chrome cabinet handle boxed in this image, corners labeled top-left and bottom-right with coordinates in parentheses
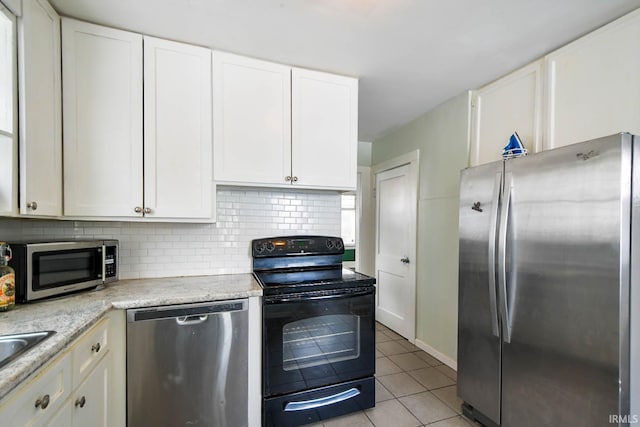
top-left (75, 396), bottom-right (86, 408)
top-left (400, 256), bottom-right (410, 264)
top-left (27, 201), bottom-right (38, 211)
top-left (292, 176), bottom-right (298, 182)
top-left (285, 176), bottom-right (292, 182)
top-left (35, 394), bottom-right (50, 410)
top-left (91, 342), bottom-right (101, 353)
top-left (143, 207), bottom-right (152, 214)
top-left (134, 206), bottom-right (143, 213)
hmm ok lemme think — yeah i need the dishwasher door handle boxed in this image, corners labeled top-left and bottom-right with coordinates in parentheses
top-left (175, 315), bottom-right (208, 325)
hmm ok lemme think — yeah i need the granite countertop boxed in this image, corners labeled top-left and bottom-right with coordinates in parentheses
top-left (0, 274), bottom-right (262, 401)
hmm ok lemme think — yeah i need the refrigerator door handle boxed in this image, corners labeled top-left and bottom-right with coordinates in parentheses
top-left (487, 172), bottom-right (502, 338)
top-left (498, 173), bottom-right (512, 343)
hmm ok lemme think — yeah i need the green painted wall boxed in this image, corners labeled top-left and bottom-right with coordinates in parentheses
top-left (372, 91), bottom-right (471, 361)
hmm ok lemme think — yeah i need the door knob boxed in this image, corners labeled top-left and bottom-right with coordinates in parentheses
top-left (400, 256), bottom-right (410, 264)
top-left (143, 207), bottom-right (152, 214)
top-left (27, 201), bottom-right (38, 211)
top-left (134, 206), bottom-right (143, 213)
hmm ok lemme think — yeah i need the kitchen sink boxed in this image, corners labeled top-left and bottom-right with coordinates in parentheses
top-left (0, 331), bottom-right (56, 369)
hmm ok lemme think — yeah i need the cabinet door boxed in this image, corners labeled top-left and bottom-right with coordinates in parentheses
top-left (144, 36), bottom-right (212, 219)
top-left (470, 61), bottom-right (542, 166)
top-left (45, 404), bottom-right (72, 427)
top-left (0, 353), bottom-right (72, 427)
top-left (62, 18), bottom-right (143, 217)
top-left (291, 68), bottom-right (358, 189)
top-left (0, 4), bottom-right (17, 216)
top-left (545, 10), bottom-right (640, 149)
top-left (17, 0), bottom-right (62, 216)
top-left (71, 354), bottom-right (111, 427)
top-left (213, 52), bottom-right (291, 185)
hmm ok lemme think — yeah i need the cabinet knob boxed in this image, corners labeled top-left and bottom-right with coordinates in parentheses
top-left (75, 396), bottom-right (86, 408)
top-left (143, 207), bottom-right (152, 214)
top-left (400, 256), bottom-right (410, 264)
top-left (91, 342), bottom-right (101, 353)
top-left (285, 176), bottom-right (292, 182)
top-left (27, 201), bottom-right (38, 211)
top-left (292, 176), bottom-right (298, 183)
top-left (35, 394), bottom-right (50, 410)
top-left (134, 206), bottom-right (143, 213)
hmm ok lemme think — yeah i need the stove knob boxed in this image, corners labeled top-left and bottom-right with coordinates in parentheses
top-left (326, 240), bottom-right (335, 249)
top-left (254, 243), bottom-right (265, 254)
top-left (266, 242), bottom-right (275, 252)
top-left (335, 239), bottom-right (343, 250)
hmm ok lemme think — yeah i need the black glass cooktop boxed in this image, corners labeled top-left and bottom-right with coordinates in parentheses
top-left (254, 267), bottom-right (375, 295)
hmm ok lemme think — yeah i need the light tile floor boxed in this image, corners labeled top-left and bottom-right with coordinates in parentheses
top-left (305, 322), bottom-right (477, 427)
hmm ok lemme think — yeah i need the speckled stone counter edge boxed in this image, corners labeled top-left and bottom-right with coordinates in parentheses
top-left (0, 274), bottom-right (262, 401)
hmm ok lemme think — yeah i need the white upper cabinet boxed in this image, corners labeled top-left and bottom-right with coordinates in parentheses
top-left (62, 18), bottom-right (143, 217)
top-left (213, 52), bottom-right (359, 190)
top-left (470, 61), bottom-right (542, 166)
top-left (62, 20), bottom-right (213, 221)
top-left (143, 36), bottom-right (212, 219)
top-left (18, 0), bottom-right (62, 216)
top-left (545, 9), bottom-right (640, 149)
top-left (213, 51), bottom-right (291, 185)
top-left (0, 3), bottom-right (17, 216)
top-left (292, 68), bottom-right (358, 189)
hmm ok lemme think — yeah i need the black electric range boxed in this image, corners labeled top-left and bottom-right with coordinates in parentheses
top-left (252, 236), bottom-right (376, 427)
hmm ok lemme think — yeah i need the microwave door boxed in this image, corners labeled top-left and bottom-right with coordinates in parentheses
top-left (28, 244), bottom-right (103, 300)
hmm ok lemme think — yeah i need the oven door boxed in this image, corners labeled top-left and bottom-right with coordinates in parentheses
top-left (263, 286), bottom-right (375, 397)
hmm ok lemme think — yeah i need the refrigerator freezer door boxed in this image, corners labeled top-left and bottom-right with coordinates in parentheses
top-left (458, 160), bottom-right (503, 425)
top-left (501, 134), bottom-right (631, 427)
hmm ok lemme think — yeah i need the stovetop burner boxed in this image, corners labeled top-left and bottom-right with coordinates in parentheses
top-left (251, 236), bottom-right (375, 296)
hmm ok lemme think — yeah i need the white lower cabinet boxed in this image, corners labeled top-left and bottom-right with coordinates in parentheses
top-left (70, 355), bottom-right (111, 427)
top-left (0, 352), bottom-right (72, 426)
top-left (0, 311), bottom-right (125, 427)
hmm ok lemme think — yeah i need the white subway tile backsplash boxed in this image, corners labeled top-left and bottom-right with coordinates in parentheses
top-left (0, 187), bottom-right (341, 279)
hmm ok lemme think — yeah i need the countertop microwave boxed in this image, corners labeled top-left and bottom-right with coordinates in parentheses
top-left (8, 240), bottom-right (118, 302)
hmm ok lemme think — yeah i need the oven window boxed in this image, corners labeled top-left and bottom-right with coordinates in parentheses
top-left (33, 249), bottom-right (100, 289)
top-left (282, 314), bottom-right (360, 371)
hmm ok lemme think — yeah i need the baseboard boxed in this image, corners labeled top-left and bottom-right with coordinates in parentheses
top-left (414, 338), bottom-right (457, 371)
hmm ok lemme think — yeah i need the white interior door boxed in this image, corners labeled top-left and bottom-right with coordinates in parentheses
top-left (375, 161), bottom-right (417, 340)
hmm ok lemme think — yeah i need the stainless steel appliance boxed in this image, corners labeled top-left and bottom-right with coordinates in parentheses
top-left (252, 236), bottom-right (376, 427)
top-left (458, 133), bottom-right (640, 427)
top-left (8, 240), bottom-right (118, 302)
top-left (126, 300), bottom-right (249, 427)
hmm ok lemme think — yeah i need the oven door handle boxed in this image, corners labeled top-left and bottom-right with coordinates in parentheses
top-left (284, 387), bottom-right (361, 412)
top-left (267, 287), bottom-right (375, 303)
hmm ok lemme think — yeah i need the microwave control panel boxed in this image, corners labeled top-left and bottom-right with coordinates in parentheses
top-left (104, 242), bottom-right (118, 281)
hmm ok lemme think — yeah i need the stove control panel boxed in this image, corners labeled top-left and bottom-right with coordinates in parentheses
top-left (252, 236), bottom-right (344, 257)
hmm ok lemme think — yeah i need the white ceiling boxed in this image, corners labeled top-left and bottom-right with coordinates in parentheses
top-left (49, 0), bottom-right (640, 141)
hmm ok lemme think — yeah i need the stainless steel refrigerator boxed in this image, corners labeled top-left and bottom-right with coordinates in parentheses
top-left (458, 133), bottom-right (639, 427)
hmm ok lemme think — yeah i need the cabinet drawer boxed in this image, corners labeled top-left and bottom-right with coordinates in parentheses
top-left (72, 318), bottom-right (110, 388)
top-left (0, 352), bottom-right (72, 427)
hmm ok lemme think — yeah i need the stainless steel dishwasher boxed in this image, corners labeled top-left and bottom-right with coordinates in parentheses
top-left (126, 299), bottom-right (248, 427)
